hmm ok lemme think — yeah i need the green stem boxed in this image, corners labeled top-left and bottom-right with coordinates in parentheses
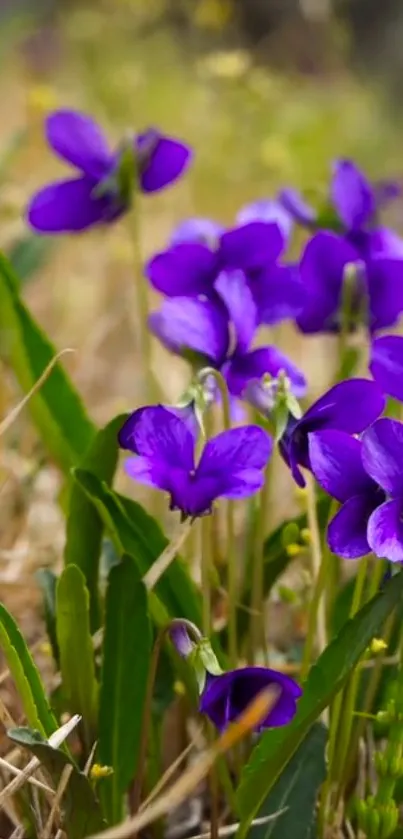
top-left (250, 458), bottom-right (272, 666)
top-left (128, 206), bottom-right (154, 401)
top-left (300, 474), bottom-right (327, 680)
top-left (198, 368), bottom-right (237, 666)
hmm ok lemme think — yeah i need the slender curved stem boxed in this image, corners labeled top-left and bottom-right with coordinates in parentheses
top-left (198, 368), bottom-right (237, 666)
top-left (300, 474), bottom-right (327, 680)
top-left (250, 458), bottom-right (272, 665)
top-left (128, 205), bottom-right (154, 402)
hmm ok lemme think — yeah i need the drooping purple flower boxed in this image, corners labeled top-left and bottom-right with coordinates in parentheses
top-left (308, 430), bottom-right (384, 559)
top-left (360, 419), bottom-right (403, 563)
top-left (146, 220), bottom-right (305, 329)
top-left (27, 109), bottom-right (191, 233)
top-left (296, 231), bottom-right (403, 335)
top-left (370, 335), bottom-right (403, 401)
top-left (149, 276), bottom-right (306, 412)
top-left (170, 217), bottom-right (224, 246)
top-left (199, 666), bottom-right (302, 733)
top-left (279, 378), bottom-right (385, 487)
top-left (118, 405), bottom-right (272, 518)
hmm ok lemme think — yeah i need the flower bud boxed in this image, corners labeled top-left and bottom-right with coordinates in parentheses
top-left (370, 638), bottom-right (388, 655)
top-left (379, 801), bottom-right (399, 837)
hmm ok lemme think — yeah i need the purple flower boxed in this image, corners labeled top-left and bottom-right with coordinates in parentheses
top-left (199, 666), bottom-right (302, 733)
top-left (146, 220), bottom-right (304, 328)
top-left (118, 405), bottom-right (272, 518)
top-left (149, 279), bottom-right (306, 410)
top-left (331, 160), bottom-right (400, 236)
top-left (170, 217), bottom-right (224, 246)
top-left (279, 378), bottom-right (385, 488)
top-left (296, 231), bottom-right (403, 335)
top-left (308, 430), bottom-right (384, 559)
top-left (361, 419), bottom-right (403, 563)
top-left (27, 109), bottom-right (191, 233)
top-left (370, 335), bottom-right (403, 401)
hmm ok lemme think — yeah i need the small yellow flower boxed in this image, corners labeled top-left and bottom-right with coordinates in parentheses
top-left (369, 638), bottom-right (388, 655)
top-left (90, 763), bottom-right (114, 780)
top-left (38, 641), bottom-right (52, 656)
top-left (286, 543), bottom-right (302, 558)
top-left (174, 680), bottom-right (186, 696)
top-left (199, 50), bottom-right (250, 80)
top-left (300, 528), bottom-right (311, 544)
top-left (27, 85), bottom-right (57, 116)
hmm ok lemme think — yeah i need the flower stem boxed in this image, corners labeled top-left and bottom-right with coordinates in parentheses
top-left (250, 457), bottom-right (272, 666)
top-left (128, 204), bottom-right (154, 402)
top-left (319, 554), bottom-right (369, 833)
top-left (198, 368), bottom-right (237, 666)
top-left (300, 473), bottom-right (327, 681)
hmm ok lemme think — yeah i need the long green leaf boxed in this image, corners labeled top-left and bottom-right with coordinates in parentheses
top-left (56, 566), bottom-right (98, 744)
top-left (98, 557), bottom-right (151, 824)
top-left (0, 604), bottom-right (57, 737)
top-left (8, 235), bottom-right (54, 285)
top-left (36, 568), bottom-right (59, 665)
top-left (8, 727), bottom-right (105, 839)
top-left (73, 468), bottom-right (202, 625)
top-left (251, 723), bottom-right (327, 839)
top-left (0, 252), bottom-right (95, 471)
top-left (236, 570), bottom-right (403, 837)
top-left (64, 415), bottom-right (125, 630)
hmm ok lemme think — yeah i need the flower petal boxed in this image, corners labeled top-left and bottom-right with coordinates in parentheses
top-left (236, 198), bottom-right (293, 240)
top-left (224, 346), bottom-right (306, 400)
top-left (146, 242), bottom-right (218, 296)
top-left (138, 132), bottom-right (192, 192)
top-left (219, 221), bottom-right (284, 272)
top-left (367, 257), bottom-right (403, 332)
top-left (46, 109), bottom-right (112, 179)
top-left (170, 217), bottom-right (224, 246)
top-left (367, 499), bottom-right (403, 563)
top-left (362, 418), bottom-right (403, 496)
top-left (331, 159), bottom-right (375, 231)
top-left (196, 425), bottom-right (272, 502)
top-left (328, 495), bottom-right (374, 559)
top-left (149, 296), bottom-right (229, 364)
top-left (296, 232), bottom-right (358, 334)
top-left (308, 430), bottom-right (374, 503)
top-left (252, 263), bottom-right (305, 325)
top-left (367, 227), bottom-right (403, 259)
top-left (278, 187), bottom-right (317, 226)
top-left (370, 335), bottom-right (403, 401)
top-left (27, 177), bottom-right (118, 233)
top-left (214, 270), bottom-right (257, 352)
top-left (118, 405), bottom-right (195, 471)
top-left (124, 455), bottom-right (168, 490)
top-left (302, 378), bottom-right (385, 434)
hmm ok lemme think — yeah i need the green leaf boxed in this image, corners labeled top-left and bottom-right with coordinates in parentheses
top-left (56, 566), bottom-right (98, 744)
top-left (0, 252), bottom-right (95, 472)
top-left (236, 570), bottom-right (403, 838)
top-left (74, 468), bottom-right (202, 625)
top-left (0, 604), bottom-right (57, 737)
top-left (98, 557), bottom-right (152, 824)
top-left (8, 726), bottom-right (105, 839)
top-left (250, 724), bottom-right (327, 839)
top-left (36, 568), bottom-right (59, 665)
top-left (8, 235), bottom-right (53, 285)
top-left (64, 415), bottom-right (125, 631)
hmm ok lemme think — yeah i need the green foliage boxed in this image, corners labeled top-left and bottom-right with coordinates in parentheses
top-left (36, 568), bottom-right (59, 665)
top-left (64, 415), bottom-right (125, 630)
top-left (0, 603), bottom-right (58, 738)
top-left (74, 468), bottom-right (202, 625)
top-left (8, 235), bottom-right (54, 285)
top-left (0, 252), bottom-right (95, 472)
top-left (8, 726), bottom-right (105, 839)
top-left (98, 557), bottom-right (152, 824)
top-left (235, 570), bottom-right (403, 838)
top-left (56, 565), bottom-right (98, 746)
top-left (250, 723), bottom-right (327, 839)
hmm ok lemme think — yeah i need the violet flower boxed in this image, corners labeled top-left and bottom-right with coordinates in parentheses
top-left (146, 220), bottom-right (304, 329)
top-left (296, 231), bottom-right (403, 335)
top-left (279, 378), bottom-right (385, 488)
top-left (200, 666), bottom-right (302, 733)
top-left (27, 109), bottom-right (191, 233)
top-left (360, 418), bottom-right (403, 563)
top-left (370, 335), bottom-right (403, 402)
top-left (148, 277), bottom-right (306, 412)
top-left (308, 429), bottom-right (384, 559)
top-left (118, 405), bottom-right (272, 518)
